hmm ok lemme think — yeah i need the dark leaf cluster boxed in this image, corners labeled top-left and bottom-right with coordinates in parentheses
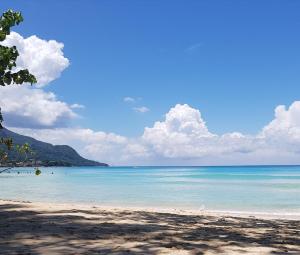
top-left (0, 9), bottom-right (37, 86)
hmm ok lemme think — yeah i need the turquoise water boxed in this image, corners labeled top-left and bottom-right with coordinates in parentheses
top-left (1, 166), bottom-right (300, 214)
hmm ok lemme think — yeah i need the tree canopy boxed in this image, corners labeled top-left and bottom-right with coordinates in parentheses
top-left (0, 9), bottom-right (37, 127)
top-left (0, 9), bottom-right (37, 86)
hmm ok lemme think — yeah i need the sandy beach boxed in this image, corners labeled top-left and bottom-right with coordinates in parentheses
top-left (0, 200), bottom-right (299, 254)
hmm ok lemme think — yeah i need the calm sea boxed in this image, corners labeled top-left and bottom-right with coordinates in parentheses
top-left (1, 166), bottom-right (300, 215)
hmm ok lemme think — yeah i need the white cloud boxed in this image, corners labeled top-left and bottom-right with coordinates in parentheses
top-left (140, 103), bottom-right (300, 164)
top-left (142, 104), bottom-right (215, 158)
top-left (133, 106), bottom-right (150, 113)
top-left (124, 97), bottom-right (148, 114)
top-left (0, 86), bottom-right (77, 128)
top-left (11, 127), bottom-right (150, 165)
top-left (123, 97), bottom-right (135, 103)
top-left (70, 103), bottom-right (85, 109)
top-left (0, 31), bottom-right (81, 129)
top-left (1, 32), bottom-right (69, 86)
top-left (261, 102), bottom-right (300, 140)
top-left (259, 101), bottom-right (300, 154)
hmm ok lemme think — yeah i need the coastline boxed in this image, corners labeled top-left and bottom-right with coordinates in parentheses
top-left (1, 199), bottom-right (299, 254)
top-left (1, 198), bottom-right (300, 220)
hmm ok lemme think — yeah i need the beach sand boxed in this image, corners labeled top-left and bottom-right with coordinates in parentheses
top-left (0, 200), bottom-right (299, 254)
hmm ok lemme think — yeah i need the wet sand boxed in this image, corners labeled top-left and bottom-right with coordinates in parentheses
top-left (0, 199), bottom-right (299, 254)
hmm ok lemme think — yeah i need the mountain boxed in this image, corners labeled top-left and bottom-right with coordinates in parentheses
top-left (0, 128), bottom-right (108, 167)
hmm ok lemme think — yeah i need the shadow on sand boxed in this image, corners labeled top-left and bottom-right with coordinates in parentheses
top-left (0, 202), bottom-right (299, 254)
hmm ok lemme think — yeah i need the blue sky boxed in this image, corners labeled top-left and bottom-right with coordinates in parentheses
top-left (2, 0), bottom-right (300, 137)
top-left (1, 1), bottom-right (300, 165)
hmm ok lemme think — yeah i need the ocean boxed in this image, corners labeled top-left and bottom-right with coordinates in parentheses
top-left (1, 166), bottom-right (300, 215)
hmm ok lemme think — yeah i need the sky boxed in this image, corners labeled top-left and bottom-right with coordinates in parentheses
top-left (1, 0), bottom-right (300, 165)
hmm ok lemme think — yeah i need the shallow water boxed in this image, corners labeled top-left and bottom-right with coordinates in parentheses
top-left (1, 166), bottom-right (300, 214)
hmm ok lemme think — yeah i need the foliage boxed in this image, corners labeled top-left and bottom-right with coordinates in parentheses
top-left (0, 9), bottom-right (37, 129)
top-left (0, 9), bottom-right (39, 174)
top-left (0, 136), bottom-right (12, 162)
top-left (0, 141), bottom-right (32, 163)
top-left (15, 142), bottom-right (34, 162)
top-left (0, 9), bottom-right (37, 86)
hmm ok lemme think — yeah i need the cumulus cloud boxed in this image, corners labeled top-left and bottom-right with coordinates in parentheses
top-left (2, 32), bottom-right (69, 86)
top-left (143, 104), bottom-right (215, 158)
top-left (133, 106), bottom-right (150, 113)
top-left (141, 103), bottom-right (300, 164)
top-left (258, 101), bottom-right (300, 154)
top-left (0, 31), bottom-right (79, 129)
top-left (0, 86), bottom-right (77, 128)
top-left (141, 104), bottom-right (260, 160)
top-left (261, 102), bottom-right (300, 141)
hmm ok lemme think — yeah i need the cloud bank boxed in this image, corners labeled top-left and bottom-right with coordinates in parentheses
top-left (12, 102), bottom-right (300, 166)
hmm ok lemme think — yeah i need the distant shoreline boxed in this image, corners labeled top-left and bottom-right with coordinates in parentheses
top-left (110, 164), bottom-right (300, 167)
top-left (0, 163), bottom-right (109, 167)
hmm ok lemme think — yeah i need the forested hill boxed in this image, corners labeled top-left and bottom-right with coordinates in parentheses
top-left (0, 128), bottom-right (108, 167)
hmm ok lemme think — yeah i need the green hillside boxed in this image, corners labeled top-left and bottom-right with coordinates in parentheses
top-left (0, 128), bottom-right (108, 167)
